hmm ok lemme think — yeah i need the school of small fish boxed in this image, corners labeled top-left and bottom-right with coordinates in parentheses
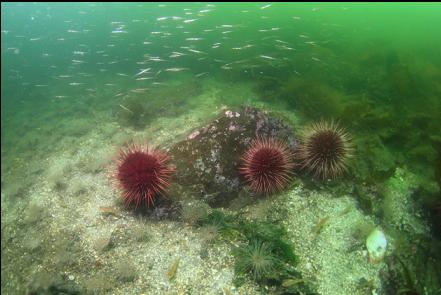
top-left (2, 3), bottom-right (338, 100)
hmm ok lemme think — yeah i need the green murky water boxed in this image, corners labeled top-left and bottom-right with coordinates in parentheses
top-left (2, 3), bottom-right (440, 295)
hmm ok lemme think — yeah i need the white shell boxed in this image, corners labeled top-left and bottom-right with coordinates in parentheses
top-left (366, 228), bottom-right (387, 264)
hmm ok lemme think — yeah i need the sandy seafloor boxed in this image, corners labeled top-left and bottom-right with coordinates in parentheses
top-left (1, 76), bottom-right (431, 295)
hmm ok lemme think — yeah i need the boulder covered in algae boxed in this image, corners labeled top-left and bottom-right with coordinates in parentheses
top-left (169, 106), bottom-right (298, 207)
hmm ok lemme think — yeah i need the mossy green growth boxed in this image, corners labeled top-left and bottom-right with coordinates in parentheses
top-left (275, 77), bottom-right (346, 121)
top-left (235, 219), bottom-right (298, 267)
top-left (385, 236), bottom-right (441, 295)
top-left (233, 220), bottom-right (317, 294)
top-left (196, 210), bottom-right (316, 294)
top-left (350, 135), bottom-right (396, 184)
top-left (197, 209), bottom-right (239, 239)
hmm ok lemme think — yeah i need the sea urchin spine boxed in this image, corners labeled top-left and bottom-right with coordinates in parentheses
top-left (298, 120), bottom-right (353, 180)
top-left (113, 144), bottom-right (175, 208)
top-left (240, 137), bottom-right (295, 194)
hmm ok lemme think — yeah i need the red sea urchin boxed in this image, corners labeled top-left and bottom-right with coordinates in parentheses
top-left (298, 120), bottom-right (353, 180)
top-left (240, 137), bottom-right (295, 194)
top-left (113, 144), bottom-right (175, 208)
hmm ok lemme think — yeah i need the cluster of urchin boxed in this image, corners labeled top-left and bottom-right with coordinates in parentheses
top-left (111, 120), bottom-right (353, 208)
top-left (239, 120), bottom-right (353, 194)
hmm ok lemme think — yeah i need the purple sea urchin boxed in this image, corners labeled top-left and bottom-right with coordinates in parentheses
top-left (112, 144), bottom-right (175, 208)
top-left (240, 137), bottom-right (295, 194)
top-left (297, 120), bottom-right (353, 180)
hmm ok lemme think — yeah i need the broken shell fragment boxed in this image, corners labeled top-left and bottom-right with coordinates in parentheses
top-left (366, 228), bottom-right (387, 264)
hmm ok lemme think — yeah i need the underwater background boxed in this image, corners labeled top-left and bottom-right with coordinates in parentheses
top-left (1, 2), bottom-right (441, 295)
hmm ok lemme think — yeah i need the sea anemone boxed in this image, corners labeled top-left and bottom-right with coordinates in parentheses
top-left (240, 137), bottom-right (295, 194)
top-left (234, 240), bottom-right (276, 280)
top-left (297, 120), bottom-right (353, 180)
top-left (112, 144), bottom-right (175, 208)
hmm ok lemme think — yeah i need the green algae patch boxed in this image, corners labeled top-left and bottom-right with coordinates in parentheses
top-left (196, 209), bottom-right (317, 294)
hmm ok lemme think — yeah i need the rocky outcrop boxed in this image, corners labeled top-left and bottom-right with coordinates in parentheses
top-left (169, 106), bottom-right (298, 207)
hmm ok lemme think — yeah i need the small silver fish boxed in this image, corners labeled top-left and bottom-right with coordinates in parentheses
top-left (119, 104), bottom-right (133, 113)
top-left (165, 67), bottom-right (188, 72)
top-left (259, 55), bottom-right (276, 60)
